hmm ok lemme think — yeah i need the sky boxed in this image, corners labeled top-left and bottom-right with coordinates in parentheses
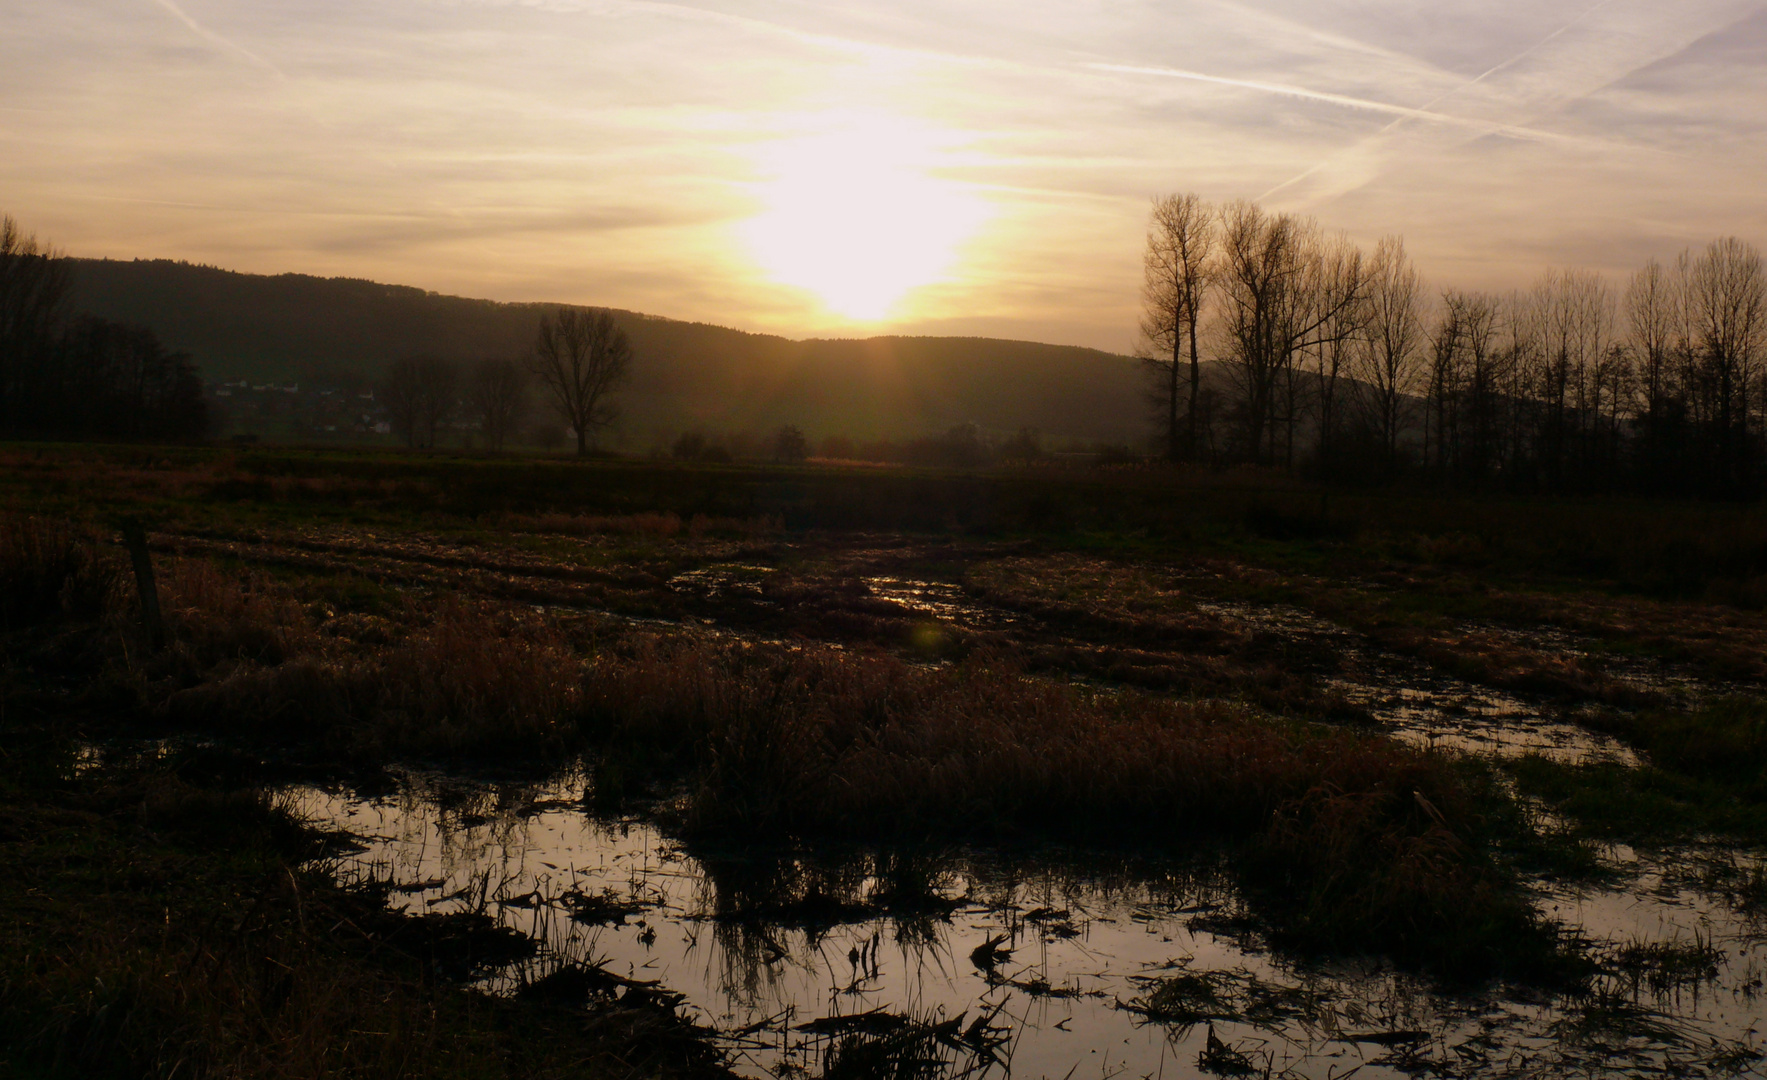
top-left (3, 0), bottom-right (1764, 353)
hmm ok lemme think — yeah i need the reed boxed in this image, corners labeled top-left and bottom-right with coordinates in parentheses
top-left (0, 513), bottom-right (122, 628)
top-left (583, 638), bottom-right (1560, 976)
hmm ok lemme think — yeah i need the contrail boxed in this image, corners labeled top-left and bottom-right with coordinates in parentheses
top-left (1088, 63), bottom-right (1581, 146)
top-left (148, 0), bottom-right (285, 77)
top-left (1256, 0), bottom-right (1620, 201)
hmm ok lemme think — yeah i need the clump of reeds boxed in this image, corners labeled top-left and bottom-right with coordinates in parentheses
top-left (0, 513), bottom-right (122, 628)
top-left (157, 555), bottom-right (320, 665)
top-left (583, 638), bottom-right (1561, 976)
top-left (165, 598), bottom-right (585, 757)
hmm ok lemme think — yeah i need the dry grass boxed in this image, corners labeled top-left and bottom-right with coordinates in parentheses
top-left (583, 638), bottom-right (1557, 975)
top-left (502, 511), bottom-right (780, 539)
top-left (165, 599), bottom-right (585, 757)
top-left (0, 513), bottom-right (123, 628)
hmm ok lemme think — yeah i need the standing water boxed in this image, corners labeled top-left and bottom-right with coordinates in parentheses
top-left (291, 770), bottom-right (1767, 1078)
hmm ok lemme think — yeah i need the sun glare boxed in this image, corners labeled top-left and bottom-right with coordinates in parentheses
top-left (741, 114), bottom-right (990, 322)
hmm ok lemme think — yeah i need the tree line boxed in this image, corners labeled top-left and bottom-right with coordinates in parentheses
top-left (0, 215), bottom-right (209, 441)
top-left (1141, 194), bottom-right (1767, 496)
top-left (379, 307), bottom-right (630, 454)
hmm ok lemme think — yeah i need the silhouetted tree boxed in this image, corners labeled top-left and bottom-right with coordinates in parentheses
top-left (1000, 426), bottom-right (1044, 462)
top-left (529, 307), bottom-right (630, 456)
top-left (380, 355), bottom-right (458, 448)
top-left (1140, 194), bottom-right (1217, 461)
top-left (1216, 202), bottom-right (1365, 463)
top-left (772, 424), bottom-right (808, 463)
top-left (1353, 237), bottom-right (1424, 473)
top-left (1686, 237), bottom-right (1765, 493)
top-left (466, 357), bottom-right (526, 450)
top-left (0, 215), bottom-right (70, 432)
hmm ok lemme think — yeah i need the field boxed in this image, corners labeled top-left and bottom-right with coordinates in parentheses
top-left (7, 443), bottom-right (1767, 1077)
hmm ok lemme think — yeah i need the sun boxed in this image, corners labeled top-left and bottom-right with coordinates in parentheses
top-left (741, 113), bottom-right (990, 322)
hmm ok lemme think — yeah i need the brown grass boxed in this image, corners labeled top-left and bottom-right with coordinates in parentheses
top-left (502, 511), bottom-right (780, 539)
top-left (164, 598), bottom-right (584, 757)
top-left (0, 514), bottom-right (123, 628)
top-left (582, 638), bottom-right (1555, 975)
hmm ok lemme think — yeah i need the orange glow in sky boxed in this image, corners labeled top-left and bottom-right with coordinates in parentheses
top-left (740, 113), bottom-right (991, 321)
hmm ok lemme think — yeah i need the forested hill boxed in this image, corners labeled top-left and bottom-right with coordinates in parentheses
top-left (65, 258), bottom-right (1149, 444)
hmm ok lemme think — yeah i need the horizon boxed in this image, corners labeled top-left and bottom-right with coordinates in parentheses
top-left (6, 2), bottom-right (1766, 353)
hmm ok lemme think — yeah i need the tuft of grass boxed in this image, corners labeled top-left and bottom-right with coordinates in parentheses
top-left (164, 598), bottom-right (585, 757)
top-left (1510, 699), bottom-right (1767, 843)
top-left (0, 514), bottom-right (122, 629)
top-left (585, 638), bottom-right (1568, 978)
top-left (1589, 698), bottom-right (1767, 795)
top-left (1606, 933), bottom-right (1723, 994)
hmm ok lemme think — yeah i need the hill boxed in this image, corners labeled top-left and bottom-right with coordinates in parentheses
top-left (64, 259), bottom-right (1153, 447)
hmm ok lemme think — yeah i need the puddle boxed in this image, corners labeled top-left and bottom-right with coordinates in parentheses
top-left (668, 564), bottom-right (778, 602)
top-left (863, 576), bottom-right (1015, 631)
top-left (1191, 599), bottom-right (1640, 765)
top-left (293, 770), bottom-right (1767, 1079)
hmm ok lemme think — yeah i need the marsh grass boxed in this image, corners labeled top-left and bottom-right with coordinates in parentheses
top-left (165, 597), bottom-right (585, 757)
top-left (584, 638), bottom-right (1565, 977)
top-left (1511, 699), bottom-right (1767, 842)
top-left (0, 513), bottom-right (123, 629)
top-left (0, 504), bottom-right (1611, 980)
top-left (1606, 933), bottom-right (1724, 994)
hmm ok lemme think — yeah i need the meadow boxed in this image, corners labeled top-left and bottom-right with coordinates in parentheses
top-left (7, 442), bottom-right (1767, 1077)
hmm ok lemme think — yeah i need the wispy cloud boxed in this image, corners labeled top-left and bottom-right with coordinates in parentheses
top-left (145, 0), bottom-right (284, 77)
top-left (1, 0), bottom-right (1762, 350)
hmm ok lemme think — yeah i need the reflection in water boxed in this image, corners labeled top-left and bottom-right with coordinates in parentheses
top-left (292, 770), bottom-right (1767, 1078)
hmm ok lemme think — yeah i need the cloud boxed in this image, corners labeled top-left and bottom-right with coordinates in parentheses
top-left (2, 0), bottom-right (1763, 351)
top-left (145, 0), bottom-right (285, 76)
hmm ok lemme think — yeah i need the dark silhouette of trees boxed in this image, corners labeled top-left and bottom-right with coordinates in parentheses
top-left (1215, 202), bottom-right (1366, 464)
top-left (529, 307), bottom-right (630, 456)
top-left (1, 214), bottom-right (206, 441)
top-left (1127, 195), bottom-right (1767, 498)
top-left (466, 357), bottom-right (527, 450)
top-left (380, 355), bottom-right (458, 448)
top-left (1354, 237), bottom-right (1424, 473)
top-left (1140, 194), bottom-right (1216, 461)
top-left (1, 215), bottom-right (71, 432)
top-left (1687, 237), bottom-right (1765, 493)
top-left (772, 424), bottom-right (808, 463)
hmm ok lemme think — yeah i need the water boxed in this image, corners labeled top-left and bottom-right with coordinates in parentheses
top-left (292, 770), bottom-right (1767, 1079)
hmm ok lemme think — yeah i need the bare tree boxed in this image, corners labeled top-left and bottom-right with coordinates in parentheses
top-left (529, 307), bottom-right (631, 456)
top-left (466, 357), bottom-right (527, 450)
top-left (0, 215), bottom-right (70, 431)
top-left (1353, 237), bottom-right (1424, 470)
top-left (1305, 234), bottom-right (1366, 473)
top-left (380, 355), bottom-right (458, 448)
top-left (1687, 237), bottom-right (1766, 489)
top-left (1532, 268), bottom-right (1613, 487)
top-left (1139, 194), bottom-right (1217, 461)
top-left (1214, 202), bottom-right (1366, 463)
top-left (772, 424), bottom-right (808, 463)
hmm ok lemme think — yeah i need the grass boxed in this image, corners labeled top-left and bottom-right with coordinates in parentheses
top-left (1, 510), bottom-right (1574, 981)
top-left (580, 638), bottom-right (1570, 978)
top-left (12, 443), bottom-right (1767, 992)
top-left (1509, 699), bottom-right (1767, 843)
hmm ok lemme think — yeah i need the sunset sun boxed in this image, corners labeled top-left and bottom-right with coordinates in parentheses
top-left (740, 114), bottom-right (990, 322)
